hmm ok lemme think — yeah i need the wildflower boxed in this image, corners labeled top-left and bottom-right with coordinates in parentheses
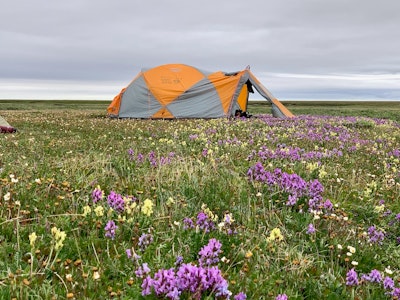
top-left (93, 271), bottom-right (100, 280)
top-left (4, 192), bottom-right (10, 201)
top-left (174, 256), bottom-right (183, 267)
top-left (234, 292), bottom-right (247, 300)
top-left (362, 269), bottom-right (382, 283)
top-left (135, 263), bottom-right (151, 278)
top-left (138, 233), bottom-right (153, 252)
top-left (383, 276), bottom-right (394, 290)
top-left (351, 261), bottom-right (358, 266)
top-left (347, 246), bottom-right (356, 254)
top-left (384, 266), bottom-right (393, 275)
top-left (198, 238), bottom-right (222, 267)
top-left (82, 205), bottom-right (91, 216)
top-left (306, 224), bottom-right (316, 234)
top-left (374, 204), bottom-right (385, 213)
top-left (166, 197), bottom-right (175, 207)
top-left (267, 228), bottom-right (283, 242)
top-left (196, 211), bottom-right (215, 232)
top-left (367, 226), bottom-right (385, 245)
top-left (346, 268), bottom-right (359, 286)
top-left (337, 244), bottom-right (343, 250)
top-left (107, 191), bottom-right (125, 212)
top-left (276, 294), bottom-right (288, 300)
top-left (245, 251), bottom-right (253, 259)
top-left (141, 199), bottom-right (154, 216)
top-left (183, 217), bottom-right (194, 229)
top-left (92, 186), bottom-right (104, 203)
top-left (35, 178), bottom-right (42, 184)
top-left (51, 227), bottom-right (66, 251)
top-left (29, 232), bottom-right (37, 248)
top-left (10, 174), bottom-right (18, 183)
top-left (104, 220), bottom-right (118, 240)
top-left (391, 288), bottom-right (400, 298)
top-left (94, 205), bottom-right (104, 217)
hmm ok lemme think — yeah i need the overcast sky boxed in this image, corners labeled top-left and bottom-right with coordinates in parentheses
top-left (1, 0), bottom-right (399, 100)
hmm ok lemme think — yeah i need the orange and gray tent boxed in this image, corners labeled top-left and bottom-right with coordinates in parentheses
top-left (0, 116), bottom-right (16, 133)
top-left (107, 64), bottom-right (294, 119)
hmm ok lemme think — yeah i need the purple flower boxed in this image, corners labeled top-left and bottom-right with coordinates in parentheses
top-left (104, 220), bottom-right (117, 239)
top-left (196, 212), bottom-right (215, 232)
top-left (306, 224), bottom-right (316, 234)
top-left (234, 292), bottom-right (247, 300)
top-left (367, 226), bottom-right (385, 245)
top-left (126, 249), bottom-right (132, 259)
top-left (183, 217), bottom-right (194, 230)
top-left (276, 294), bottom-right (288, 300)
top-left (198, 238), bottom-right (222, 267)
top-left (392, 288), bottom-right (400, 297)
top-left (346, 268), bottom-right (359, 286)
top-left (174, 256), bottom-right (183, 268)
top-left (107, 191), bottom-right (125, 212)
top-left (383, 276), bottom-right (395, 290)
top-left (362, 269), bottom-right (382, 283)
top-left (138, 233), bottom-right (153, 252)
top-left (323, 199), bottom-right (333, 210)
top-left (141, 276), bottom-right (153, 296)
top-left (135, 263), bottom-right (151, 278)
top-left (92, 187), bottom-right (104, 203)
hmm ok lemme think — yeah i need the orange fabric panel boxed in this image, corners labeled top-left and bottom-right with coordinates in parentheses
top-left (143, 64), bottom-right (205, 106)
top-left (271, 98), bottom-right (295, 118)
top-left (107, 87), bottom-right (126, 115)
top-left (208, 71), bottom-right (244, 114)
top-left (152, 107), bottom-right (174, 119)
top-left (237, 85), bottom-right (248, 111)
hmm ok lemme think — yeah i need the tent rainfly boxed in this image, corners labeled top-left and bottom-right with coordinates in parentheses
top-left (107, 64), bottom-right (294, 119)
top-left (0, 116), bottom-right (16, 133)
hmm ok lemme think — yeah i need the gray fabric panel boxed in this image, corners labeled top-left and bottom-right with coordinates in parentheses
top-left (271, 104), bottom-right (285, 118)
top-left (119, 76), bottom-right (162, 118)
top-left (0, 116), bottom-right (12, 127)
top-left (167, 78), bottom-right (225, 118)
top-left (226, 73), bottom-right (250, 116)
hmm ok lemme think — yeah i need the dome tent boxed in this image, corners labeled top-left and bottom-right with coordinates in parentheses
top-left (108, 64), bottom-right (294, 119)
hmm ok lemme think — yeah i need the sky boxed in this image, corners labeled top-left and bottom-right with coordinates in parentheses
top-left (1, 0), bottom-right (400, 101)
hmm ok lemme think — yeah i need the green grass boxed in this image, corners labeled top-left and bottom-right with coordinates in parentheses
top-left (1, 100), bottom-right (400, 299)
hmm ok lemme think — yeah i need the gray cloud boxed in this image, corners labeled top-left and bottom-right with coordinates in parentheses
top-left (1, 0), bottom-right (399, 100)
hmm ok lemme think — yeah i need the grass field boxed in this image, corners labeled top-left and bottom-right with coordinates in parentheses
top-left (1, 100), bottom-right (400, 299)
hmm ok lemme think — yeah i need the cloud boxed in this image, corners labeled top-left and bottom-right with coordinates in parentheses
top-left (0, 0), bottom-right (399, 100)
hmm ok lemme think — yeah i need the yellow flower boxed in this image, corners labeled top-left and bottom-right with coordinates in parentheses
top-left (166, 197), bottom-right (175, 207)
top-left (51, 227), bottom-right (66, 251)
top-left (267, 228), bottom-right (283, 242)
top-left (374, 204), bottom-right (385, 213)
top-left (29, 232), bottom-right (37, 248)
top-left (141, 199), bottom-right (154, 216)
top-left (94, 205), bottom-right (104, 217)
top-left (82, 205), bottom-right (91, 216)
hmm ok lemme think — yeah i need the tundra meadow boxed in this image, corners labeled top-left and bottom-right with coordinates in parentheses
top-left (1, 101), bottom-right (400, 299)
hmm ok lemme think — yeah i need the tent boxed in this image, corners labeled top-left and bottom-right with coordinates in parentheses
top-left (0, 116), bottom-right (16, 133)
top-left (107, 64), bottom-right (294, 119)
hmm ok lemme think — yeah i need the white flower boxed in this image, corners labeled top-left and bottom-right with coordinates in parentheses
top-left (385, 267), bottom-right (393, 275)
top-left (347, 246), bottom-right (356, 254)
top-left (4, 192), bottom-right (11, 201)
top-left (93, 271), bottom-right (100, 280)
top-left (351, 261), bottom-right (358, 266)
top-left (337, 244), bottom-right (343, 250)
